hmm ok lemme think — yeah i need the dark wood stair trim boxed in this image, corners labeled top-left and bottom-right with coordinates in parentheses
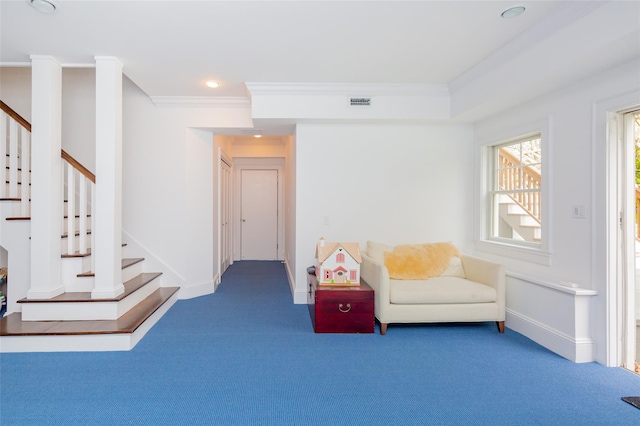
top-left (61, 230), bottom-right (92, 239)
top-left (1, 287), bottom-right (179, 336)
top-left (18, 272), bottom-right (161, 303)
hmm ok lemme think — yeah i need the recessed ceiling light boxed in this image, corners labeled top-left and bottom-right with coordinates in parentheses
top-left (254, 134), bottom-right (262, 138)
top-left (29, 0), bottom-right (57, 13)
top-left (501, 6), bottom-right (526, 19)
top-left (205, 81), bottom-right (220, 89)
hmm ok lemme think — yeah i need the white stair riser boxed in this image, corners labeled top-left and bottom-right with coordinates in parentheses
top-left (122, 261), bottom-right (144, 282)
top-left (0, 199), bottom-right (24, 218)
top-left (519, 215), bottom-right (539, 227)
top-left (20, 275), bottom-right (160, 321)
top-left (498, 202), bottom-right (541, 242)
top-left (0, 292), bottom-right (178, 353)
top-left (61, 256), bottom-right (94, 292)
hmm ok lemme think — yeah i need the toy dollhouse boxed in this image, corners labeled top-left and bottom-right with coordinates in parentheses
top-left (315, 238), bottom-right (362, 286)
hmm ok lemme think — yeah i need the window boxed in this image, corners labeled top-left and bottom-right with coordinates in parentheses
top-left (477, 117), bottom-right (550, 265)
top-left (490, 134), bottom-right (542, 246)
top-left (336, 252), bottom-right (345, 263)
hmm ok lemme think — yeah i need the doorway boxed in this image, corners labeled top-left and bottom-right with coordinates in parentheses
top-left (219, 154), bottom-right (232, 274)
top-left (240, 169), bottom-right (279, 260)
top-left (621, 109), bottom-right (640, 373)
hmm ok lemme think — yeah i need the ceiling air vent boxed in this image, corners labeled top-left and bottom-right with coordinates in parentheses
top-left (350, 97), bottom-right (371, 106)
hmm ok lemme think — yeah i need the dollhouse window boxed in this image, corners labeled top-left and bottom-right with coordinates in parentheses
top-left (350, 270), bottom-right (357, 281)
top-left (324, 269), bottom-right (332, 280)
top-left (336, 252), bottom-right (345, 263)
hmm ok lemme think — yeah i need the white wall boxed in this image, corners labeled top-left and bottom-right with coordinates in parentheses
top-left (1, 66), bottom-right (96, 172)
top-left (1, 67), bottom-right (32, 121)
top-left (292, 122), bottom-right (474, 302)
top-left (284, 135), bottom-right (297, 294)
top-left (230, 136), bottom-right (286, 158)
top-left (473, 59), bottom-right (640, 364)
top-left (121, 77), bottom-right (254, 298)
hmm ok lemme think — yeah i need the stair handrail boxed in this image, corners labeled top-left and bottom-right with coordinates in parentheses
top-left (0, 101), bottom-right (31, 132)
top-left (0, 100), bottom-right (31, 217)
top-left (1, 99), bottom-right (96, 257)
top-left (61, 150), bottom-right (95, 183)
top-left (498, 149), bottom-right (541, 223)
top-left (0, 101), bottom-right (95, 184)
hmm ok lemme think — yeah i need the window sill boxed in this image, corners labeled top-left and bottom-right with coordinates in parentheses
top-left (475, 239), bottom-right (552, 266)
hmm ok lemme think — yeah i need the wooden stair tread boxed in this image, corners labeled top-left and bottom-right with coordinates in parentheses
top-left (1, 287), bottom-right (179, 336)
top-left (77, 257), bottom-right (144, 277)
top-left (18, 272), bottom-right (162, 303)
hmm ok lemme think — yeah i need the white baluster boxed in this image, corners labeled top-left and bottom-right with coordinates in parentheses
top-left (78, 176), bottom-right (87, 254)
top-left (20, 128), bottom-right (30, 216)
top-left (90, 182), bottom-right (96, 272)
top-left (9, 119), bottom-right (18, 198)
top-left (0, 112), bottom-right (6, 199)
top-left (66, 163), bottom-right (76, 255)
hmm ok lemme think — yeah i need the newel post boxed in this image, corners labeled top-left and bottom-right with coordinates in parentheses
top-left (92, 56), bottom-right (124, 299)
top-left (27, 56), bottom-right (64, 299)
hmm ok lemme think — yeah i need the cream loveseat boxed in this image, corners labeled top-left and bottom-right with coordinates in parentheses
top-left (361, 241), bottom-right (505, 335)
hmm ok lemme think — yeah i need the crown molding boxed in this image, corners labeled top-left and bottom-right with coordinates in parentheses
top-left (245, 82), bottom-right (449, 97)
top-left (150, 96), bottom-right (251, 108)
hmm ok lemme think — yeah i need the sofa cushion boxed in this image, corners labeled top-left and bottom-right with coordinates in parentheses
top-left (384, 242), bottom-right (460, 280)
top-left (389, 277), bottom-right (497, 305)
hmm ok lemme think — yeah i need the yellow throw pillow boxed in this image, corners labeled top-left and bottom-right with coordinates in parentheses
top-left (384, 242), bottom-right (460, 280)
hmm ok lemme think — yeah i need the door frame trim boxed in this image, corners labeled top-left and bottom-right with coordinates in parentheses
top-left (233, 157), bottom-right (285, 261)
top-left (595, 89), bottom-right (640, 366)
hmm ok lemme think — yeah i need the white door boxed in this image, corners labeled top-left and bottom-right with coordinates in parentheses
top-left (241, 169), bottom-right (278, 260)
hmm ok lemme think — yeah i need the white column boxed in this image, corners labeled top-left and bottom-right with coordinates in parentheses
top-left (28, 56), bottom-right (64, 299)
top-left (92, 56), bottom-right (124, 299)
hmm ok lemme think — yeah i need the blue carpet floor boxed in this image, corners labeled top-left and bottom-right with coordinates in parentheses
top-left (1, 261), bottom-right (640, 425)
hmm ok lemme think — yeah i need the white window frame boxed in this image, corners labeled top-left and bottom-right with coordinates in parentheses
top-left (475, 117), bottom-right (552, 265)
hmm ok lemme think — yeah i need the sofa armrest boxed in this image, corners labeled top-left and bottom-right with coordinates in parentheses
top-left (361, 253), bottom-right (390, 308)
top-left (460, 254), bottom-right (505, 311)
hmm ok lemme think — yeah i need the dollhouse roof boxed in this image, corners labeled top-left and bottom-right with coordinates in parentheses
top-left (316, 242), bottom-right (362, 264)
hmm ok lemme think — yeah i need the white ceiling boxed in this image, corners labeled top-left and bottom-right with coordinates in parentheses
top-left (1, 0), bottom-right (639, 124)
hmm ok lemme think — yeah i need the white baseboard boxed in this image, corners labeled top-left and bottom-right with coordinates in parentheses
top-left (506, 309), bottom-right (595, 363)
top-left (178, 276), bottom-right (217, 300)
top-left (284, 259), bottom-right (307, 304)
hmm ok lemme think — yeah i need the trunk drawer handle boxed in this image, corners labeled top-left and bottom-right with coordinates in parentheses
top-left (338, 303), bottom-right (351, 313)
